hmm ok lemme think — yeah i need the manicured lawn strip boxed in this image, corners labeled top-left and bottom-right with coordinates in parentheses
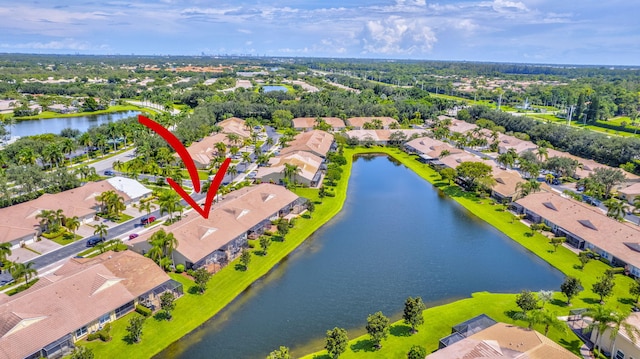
top-left (301, 146), bottom-right (636, 358)
top-left (83, 149), bottom-right (354, 358)
top-left (47, 233), bottom-right (82, 246)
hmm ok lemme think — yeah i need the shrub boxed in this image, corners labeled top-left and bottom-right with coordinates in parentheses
top-left (175, 264), bottom-right (185, 273)
top-left (606, 267), bottom-right (625, 275)
top-left (135, 305), bottom-right (152, 317)
top-left (186, 269), bottom-right (196, 277)
top-left (86, 333), bottom-right (100, 341)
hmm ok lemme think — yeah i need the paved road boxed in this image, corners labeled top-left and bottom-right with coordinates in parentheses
top-left (90, 148), bottom-right (137, 174)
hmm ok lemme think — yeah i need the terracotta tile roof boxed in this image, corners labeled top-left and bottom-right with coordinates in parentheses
top-left (497, 134), bottom-right (538, 154)
top-left (449, 119), bottom-right (478, 134)
top-left (346, 129), bottom-right (428, 142)
top-left (183, 133), bottom-right (230, 167)
top-left (346, 117), bottom-right (398, 128)
top-left (516, 192), bottom-right (640, 269)
top-left (0, 180), bottom-right (136, 244)
top-left (619, 182), bottom-right (640, 196)
top-left (492, 170), bottom-right (526, 198)
top-left (217, 117), bottom-right (251, 138)
top-left (427, 323), bottom-right (578, 359)
top-left (292, 117), bottom-right (345, 130)
top-left (129, 184), bottom-right (299, 264)
top-left (405, 136), bottom-right (462, 158)
top-left (280, 130), bottom-right (334, 158)
top-left (256, 151), bottom-right (323, 183)
top-left (0, 251), bottom-right (169, 359)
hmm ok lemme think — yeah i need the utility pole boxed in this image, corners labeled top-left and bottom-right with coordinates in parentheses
top-left (567, 105), bottom-right (574, 126)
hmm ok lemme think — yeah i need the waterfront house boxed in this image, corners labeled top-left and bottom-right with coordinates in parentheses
top-left (293, 117), bottom-right (345, 132)
top-left (0, 250), bottom-right (179, 359)
top-left (256, 151), bottom-right (324, 187)
top-left (128, 184), bottom-right (304, 270)
top-left (515, 191), bottom-right (640, 277)
top-left (589, 312), bottom-right (640, 359)
top-left (279, 130), bottom-right (335, 159)
top-left (346, 117), bottom-right (398, 130)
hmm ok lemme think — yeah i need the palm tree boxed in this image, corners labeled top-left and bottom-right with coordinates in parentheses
top-left (266, 137), bottom-right (274, 148)
top-left (610, 311), bottom-right (640, 358)
top-left (585, 305), bottom-right (617, 354)
top-left (227, 165), bottom-right (238, 180)
top-left (536, 147), bottom-right (548, 162)
top-left (136, 201), bottom-right (156, 218)
top-left (283, 163), bottom-right (302, 185)
top-left (94, 223), bottom-right (109, 241)
top-left (0, 242), bottom-right (12, 263)
top-left (35, 209), bottom-right (55, 234)
top-left (64, 216), bottom-right (81, 239)
top-left (215, 142), bottom-right (227, 156)
top-left (531, 309), bottom-right (566, 336)
top-left (158, 190), bottom-right (181, 223)
top-left (17, 147), bottom-right (37, 165)
top-left (242, 152), bottom-right (252, 164)
top-left (226, 133), bottom-right (241, 146)
top-left (10, 262), bottom-right (37, 286)
top-left (604, 199), bottom-right (628, 221)
top-left (632, 197), bottom-right (640, 225)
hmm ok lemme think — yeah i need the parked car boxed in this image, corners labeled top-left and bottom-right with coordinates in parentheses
top-left (129, 233), bottom-right (139, 240)
top-left (86, 237), bottom-right (104, 247)
top-left (104, 170), bottom-right (115, 176)
top-left (140, 216), bottom-right (156, 225)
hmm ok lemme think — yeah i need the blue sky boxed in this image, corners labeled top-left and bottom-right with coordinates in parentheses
top-left (1, 0), bottom-right (639, 65)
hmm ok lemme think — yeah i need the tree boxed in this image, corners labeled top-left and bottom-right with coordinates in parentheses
top-left (544, 156), bottom-right (579, 178)
top-left (455, 161), bottom-right (494, 192)
top-left (407, 345), bottom-right (427, 359)
top-left (403, 296), bottom-right (426, 334)
top-left (0, 242), bottom-right (12, 263)
top-left (126, 315), bottom-right (146, 343)
top-left (306, 200), bottom-right (315, 218)
top-left (159, 291), bottom-right (176, 321)
top-left (439, 167), bottom-right (457, 185)
top-left (560, 276), bottom-right (582, 305)
top-left (550, 236), bottom-right (566, 252)
top-left (266, 346), bottom-right (291, 359)
top-left (277, 219), bottom-right (289, 239)
top-left (578, 251), bottom-right (592, 270)
top-left (538, 290), bottom-right (553, 308)
top-left (282, 163), bottom-right (302, 185)
top-left (516, 290), bottom-right (538, 313)
top-left (325, 327), bottom-right (348, 359)
top-left (158, 189), bottom-right (182, 223)
top-left (10, 262), bottom-right (37, 285)
top-left (260, 236), bottom-right (271, 255)
top-left (629, 278), bottom-right (640, 304)
top-left (240, 248), bottom-right (252, 270)
top-left (518, 309), bottom-right (565, 336)
top-left (318, 186), bottom-right (326, 203)
top-left (70, 346), bottom-right (94, 359)
top-left (94, 223), bottom-right (109, 241)
top-left (589, 168), bottom-right (627, 199)
top-left (604, 198), bottom-right (628, 221)
top-left (64, 215), bottom-right (80, 238)
top-left (592, 271), bottom-right (616, 304)
top-left (193, 267), bottom-right (212, 294)
top-left (366, 311), bottom-right (390, 349)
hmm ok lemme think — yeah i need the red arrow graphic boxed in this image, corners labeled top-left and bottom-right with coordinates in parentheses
top-left (137, 115), bottom-right (230, 219)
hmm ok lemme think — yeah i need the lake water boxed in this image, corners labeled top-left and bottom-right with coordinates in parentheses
top-left (8, 111), bottom-right (141, 137)
top-left (262, 85), bottom-right (288, 93)
top-left (156, 155), bottom-right (564, 359)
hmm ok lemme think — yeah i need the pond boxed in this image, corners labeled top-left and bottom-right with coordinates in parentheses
top-left (7, 111), bottom-right (141, 137)
top-left (156, 155), bottom-right (564, 359)
top-left (262, 85), bottom-right (288, 93)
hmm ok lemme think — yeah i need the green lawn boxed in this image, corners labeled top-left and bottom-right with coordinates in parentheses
top-left (47, 232), bottom-right (83, 246)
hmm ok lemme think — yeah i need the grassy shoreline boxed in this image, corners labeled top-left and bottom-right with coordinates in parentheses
top-left (11, 104), bottom-right (150, 121)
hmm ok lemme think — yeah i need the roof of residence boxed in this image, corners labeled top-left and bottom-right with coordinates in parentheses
top-left (0, 180), bottom-right (138, 244)
top-left (405, 137), bottom-right (462, 158)
top-left (346, 117), bottom-right (398, 128)
top-left (428, 323), bottom-right (578, 359)
top-left (182, 133), bottom-right (229, 166)
top-left (0, 251), bottom-right (169, 359)
top-left (544, 148), bottom-right (640, 182)
top-left (292, 117), bottom-right (345, 129)
top-left (279, 130), bottom-right (334, 158)
top-left (129, 184), bottom-right (300, 263)
top-left (106, 177), bottom-right (152, 200)
top-left (497, 134), bottom-right (538, 154)
top-left (449, 119), bottom-right (478, 134)
top-left (619, 182), bottom-right (640, 196)
top-left (256, 151), bottom-right (323, 182)
top-left (516, 192), bottom-right (640, 269)
top-left (492, 170), bottom-right (526, 198)
top-left (438, 152), bottom-right (500, 171)
top-left (346, 129), bottom-right (428, 142)
top-left (217, 117), bottom-right (251, 138)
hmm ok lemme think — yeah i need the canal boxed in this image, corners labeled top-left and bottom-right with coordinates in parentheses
top-left (156, 155), bottom-right (564, 359)
top-left (8, 111), bottom-right (140, 137)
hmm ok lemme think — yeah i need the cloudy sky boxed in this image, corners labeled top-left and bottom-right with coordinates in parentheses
top-left (1, 0), bottom-right (638, 65)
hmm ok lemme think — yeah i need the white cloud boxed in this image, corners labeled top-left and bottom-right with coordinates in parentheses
top-left (0, 38), bottom-right (107, 51)
top-left (490, 0), bottom-right (529, 13)
top-left (362, 16), bottom-right (437, 54)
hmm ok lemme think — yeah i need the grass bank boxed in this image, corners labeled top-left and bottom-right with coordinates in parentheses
top-left (13, 105), bottom-right (149, 121)
top-left (301, 146), bottom-right (636, 358)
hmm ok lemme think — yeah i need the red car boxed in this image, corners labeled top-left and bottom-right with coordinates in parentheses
top-left (140, 216), bottom-right (156, 225)
top-left (129, 233), bottom-right (139, 240)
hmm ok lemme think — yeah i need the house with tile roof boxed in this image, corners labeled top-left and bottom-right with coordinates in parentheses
top-left (515, 191), bottom-right (640, 277)
top-left (256, 151), bottom-right (324, 187)
top-left (345, 129), bottom-right (428, 145)
top-left (128, 184), bottom-right (304, 270)
top-left (404, 136), bottom-right (463, 164)
top-left (0, 251), bottom-right (179, 359)
top-left (217, 117), bottom-right (251, 138)
top-left (0, 178), bottom-right (150, 248)
top-left (589, 311), bottom-right (640, 359)
top-left (279, 130), bottom-right (335, 159)
top-left (429, 321), bottom-right (578, 358)
top-left (346, 117), bottom-right (398, 130)
top-left (293, 117), bottom-right (345, 132)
